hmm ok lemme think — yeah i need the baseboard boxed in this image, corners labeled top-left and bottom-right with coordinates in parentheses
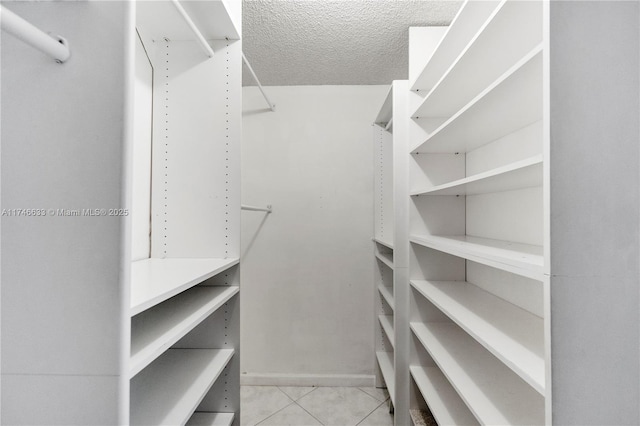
top-left (240, 373), bottom-right (376, 387)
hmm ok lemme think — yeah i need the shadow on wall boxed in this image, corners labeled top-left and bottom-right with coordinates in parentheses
top-left (242, 108), bottom-right (274, 117)
top-left (242, 210), bottom-right (271, 260)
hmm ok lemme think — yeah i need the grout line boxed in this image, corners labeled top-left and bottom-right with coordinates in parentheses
top-left (355, 399), bottom-right (391, 426)
top-left (355, 387), bottom-right (389, 403)
top-left (277, 385), bottom-right (318, 402)
top-left (293, 400), bottom-right (326, 426)
top-left (254, 400), bottom-right (297, 426)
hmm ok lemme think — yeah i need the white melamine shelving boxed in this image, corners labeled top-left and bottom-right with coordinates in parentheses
top-left (373, 237), bottom-right (394, 250)
top-left (376, 252), bottom-right (394, 270)
top-left (411, 280), bottom-right (544, 393)
top-left (412, 46), bottom-right (542, 153)
top-left (130, 258), bottom-right (239, 316)
top-left (410, 0), bottom-right (500, 92)
top-left (412, 0), bottom-right (542, 119)
top-left (411, 322), bottom-right (544, 425)
top-left (411, 155), bottom-right (542, 196)
top-left (131, 348), bottom-right (234, 426)
top-left (410, 366), bottom-right (478, 426)
top-left (186, 412), bottom-right (235, 426)
top-left (130, 286), bottom-right (239, 378)
top-left (410, 234), bottom-right (543, 281)
top-left (376, 351), bottom-right (396, 404)
top-left (378, 283), bottom-right (394, 310)
top-left (137, 0), bottom-right (240, 41)
top-left (375, 85), bottom-right (393, 126)
top-left (379, 315), bottom-right (395, 348)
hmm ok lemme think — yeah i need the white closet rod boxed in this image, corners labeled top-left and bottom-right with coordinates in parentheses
top-left (241, 204), bottom-right (272, 213)
top-left (0, 5), bottom-right (70, 63)
top-left (242, 52), bottom-right (276, 112)
top-left (171, 0), bottom-right (214, 58)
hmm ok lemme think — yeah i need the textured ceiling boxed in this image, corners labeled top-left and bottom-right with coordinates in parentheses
top-left (242, 0), bottom-right (462, 86)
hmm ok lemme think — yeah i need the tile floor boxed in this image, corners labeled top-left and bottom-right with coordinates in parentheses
top-left (241, 386), bottom-right (394, 426)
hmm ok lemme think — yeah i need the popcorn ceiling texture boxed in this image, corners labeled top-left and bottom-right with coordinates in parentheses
top-left (242, 0), bottom-right (461, 86)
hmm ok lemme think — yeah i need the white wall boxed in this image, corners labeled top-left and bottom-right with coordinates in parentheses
top-left (1, 2), bottom-right (131, 423)
top-left (241, 85), bottom-right (388, 386)
top-left (549, 1), bottom-right (640, 424)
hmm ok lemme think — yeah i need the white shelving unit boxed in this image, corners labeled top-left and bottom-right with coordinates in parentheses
top-left (411, 323), bottom-right (544, 425)
top-left (411, 280), bottom-right (544, 393)
top-left (376, 351), bottom-right (396, 404)
top-left (0, 1), bottom-right (242, 424)
top-left (406, 1), bottom-right (548, 423)
top-left (409, 366), bottom-right (477, 426)
top-left (129, 1), bottom-right (242, 423)
top-left (373, 85), bottom-right (396, 416)
top-left (186, 413), bottom-right (236, 426)
top-left (130, 349), bottom-right (235, 425)
top-left (130, 258), bottom-right (240, 315)
top-left (130, 286), bottom-right (239, 377)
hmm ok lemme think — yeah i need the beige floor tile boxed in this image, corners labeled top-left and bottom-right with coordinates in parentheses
top-left (278, 386), bottom-right (317, 401)
top-left (357, 387), bottom-right (389, 403)
top-left (258, 403), bottom-right (323, 426)
top-left (297, 387), bottom-right (381, 426)
top-left (240, 386), bottom-right (294, 426)
top-left (357, 402), bottom-right (394, 426)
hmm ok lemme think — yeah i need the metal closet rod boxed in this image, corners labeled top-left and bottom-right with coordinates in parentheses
top-left (241, 204), bottom-right (272, 213)
top-left (0, 5), bottom-right (70, 63)
top-left (171, 0), bottom-right (214, 58)
top-left (242, 52), bottom-right (276, 112)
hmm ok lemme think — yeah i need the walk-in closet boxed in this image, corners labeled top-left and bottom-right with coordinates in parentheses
top-left (1, 1), bottom-right (639, 425)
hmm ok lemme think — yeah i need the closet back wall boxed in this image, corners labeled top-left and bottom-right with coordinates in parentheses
top-left (241, 85), bottom-right (388, 386)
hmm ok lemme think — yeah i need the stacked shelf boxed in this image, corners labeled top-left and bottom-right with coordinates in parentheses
top-left (131, 349), bottom-right (235, 425)
top-left (373, 85), bottom-right (397, 414)
top-left (407, 0), bottom-right (547, 423)
top-left (131, 258), bottom-right (239, 315)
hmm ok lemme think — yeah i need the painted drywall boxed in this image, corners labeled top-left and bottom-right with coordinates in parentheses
top-left (1, 2), bottom-right (131, 423)
top-left (241, 85), bottom-right (388, 385)
top-left (550, 1), bottom-right (640, 423)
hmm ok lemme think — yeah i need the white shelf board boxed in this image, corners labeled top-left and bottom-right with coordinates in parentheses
top-left (373, 237), bottom-right (394, 250)
top-left (412, 46), bottom-right (543, 154)
top-left (137, 0), bottom-right (240, 42)
top-left (186, 412), bottom-right (235, 426)
top-left (374, 85), bottom-right (393, 125)
top-left (411, 155), bottom-right (543, 196)
top-left (410, 366), bottom-right (478, 426)
top-left (379, 315), bottom-right (395, 349)
top-left (130, 286), bottom-right (239, 378)
top-left (411, 322), bottom-right (544, 425)
top-left (410, 0), bottom-right (501, 92)
top-left (376, 351), bottom-right (395, 404)
top-left (375, 252), bottom-right (394, 270)
top-left (378, 283), bottom-right (394, 310)
top-left (412, 0), bottom-right (541, 119)
top-left (410, 234), bottom-right (543, 281)
top-left (131, 348), bottom-right (234, 426)
top-left (131, 257), bottom-right (239, 316)
top-left (411, 280), bottom-right (544, 394)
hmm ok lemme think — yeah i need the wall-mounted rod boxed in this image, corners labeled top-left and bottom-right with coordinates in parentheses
top-left (242, 204), bottom-right (272, 213)
top-left (384, 118), bottom-right (393, 131)
top-left (0, 5), bottom-right (70, 63)
top-left (171, 0), bottom-right (214, 58)
top-left (242, 52), bottom-right (276, 112)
